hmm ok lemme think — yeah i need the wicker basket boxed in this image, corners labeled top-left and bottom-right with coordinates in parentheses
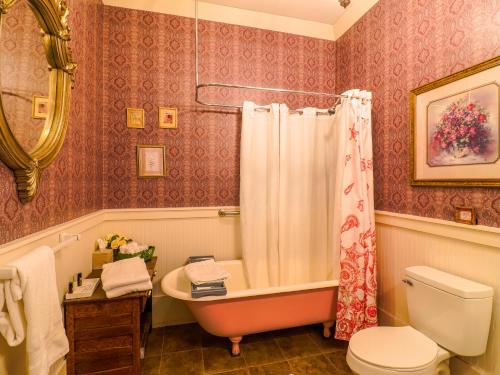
top-left (114, 246), bottom-right (155, 262)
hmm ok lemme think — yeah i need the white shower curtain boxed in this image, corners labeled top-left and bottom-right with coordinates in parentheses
top-left (240, 93), bottom-right (377, 340)
top-left (240, 102), bottom-right (280, 288)
top-left (278, 105), bottom-right (341, 286)
top-left (240, 102), bottom-right (341, 288)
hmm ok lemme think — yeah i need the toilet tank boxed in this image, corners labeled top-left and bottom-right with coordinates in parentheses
top-left (405, 266), bottom-right (493, 356)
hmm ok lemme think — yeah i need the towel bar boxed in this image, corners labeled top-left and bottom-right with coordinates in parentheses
top-left (0, 233), bottom-right (81, 280)
top-left (218, 209), bottom-right (240, 217)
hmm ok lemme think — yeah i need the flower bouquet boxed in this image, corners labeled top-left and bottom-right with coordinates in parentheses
top-left (95, 234), bottom-right (155, 262)
top-left (431, 99), bottom-right (491, 159)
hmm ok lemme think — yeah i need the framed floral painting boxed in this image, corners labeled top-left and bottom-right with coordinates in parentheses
top-left (410, 56), bottom-right (500, 187)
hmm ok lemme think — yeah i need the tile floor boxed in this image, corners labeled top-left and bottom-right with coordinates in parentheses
top-left (141, 323), bottom-right (353, 375)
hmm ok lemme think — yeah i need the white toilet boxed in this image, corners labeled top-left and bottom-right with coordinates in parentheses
top-left (347, 266), bottom-right (493, 375)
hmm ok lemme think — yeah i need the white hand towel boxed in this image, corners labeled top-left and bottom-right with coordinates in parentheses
top-left (104, 280), bottom-right (153, 298)
top-left (101, 257), bottom-right (151, 291)
top-left (0, 246), bottom-right (69, 375)
top-left (0, 271), bottom-right (25, 346)
top-left (184, 259), bottom-right (231, 285)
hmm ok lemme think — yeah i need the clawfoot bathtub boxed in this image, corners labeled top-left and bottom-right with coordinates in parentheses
top-left (161, 260), bottom-right (338, 355)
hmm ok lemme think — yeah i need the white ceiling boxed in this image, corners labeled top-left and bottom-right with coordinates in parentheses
top-left (102, 0), bottom-right (379, 40)
top-left (201, 0), bottom-right (347, 25)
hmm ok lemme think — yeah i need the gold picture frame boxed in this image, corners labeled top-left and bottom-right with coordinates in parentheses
top-left (127, 108), bottom-right (145, 129)
top-left (159, 107), bottom-right (177, 129)
top-left (410, 56), bottom-right (500, 187)
top-left (32, 95), bottom-right (49, 119)
top-left (136, 145), bottom-right (166, 178)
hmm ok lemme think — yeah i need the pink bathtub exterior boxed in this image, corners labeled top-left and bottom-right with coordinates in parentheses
top-left (161, 260), bottom-right (338, 340)
top-left (186, 287), bottom-right (337, 338)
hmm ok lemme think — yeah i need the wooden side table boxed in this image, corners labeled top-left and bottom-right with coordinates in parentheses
top-left (64, 257), bottom-right (157, 375)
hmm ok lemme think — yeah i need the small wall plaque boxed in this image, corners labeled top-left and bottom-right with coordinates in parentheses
top-left (454, 207), bottom-right (477, 225)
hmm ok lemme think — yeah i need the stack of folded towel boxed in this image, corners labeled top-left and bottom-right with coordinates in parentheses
top-left (101, 257), bottom-right (152, 298)
top-left (184, 257), bottom-right (230, 298)
top-left (184, 258), bottom-right (230, 285)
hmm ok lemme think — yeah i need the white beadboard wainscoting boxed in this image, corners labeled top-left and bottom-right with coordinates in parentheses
top-left (376, 211), bottom-right (500, 375)
top-left (0, 210), bottom-right (104, 375)
top-left (1, 208), bottom-right (499, 375)
top-left (0, 207), bottom-right (240, 374)
top-left (99, 207), bottom-right (242, 327)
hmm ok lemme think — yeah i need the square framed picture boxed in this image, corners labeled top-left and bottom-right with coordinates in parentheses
top-left (454, 207), bottom-right (477, 225)
top-left (159, 107), bottom-right (177, 129)
top-left (136, 145), bottom-right (166, 178)
top-left (127, 108), bottom-right (145, 129)
top-left (32, 95), bottom-right (49, 119)
top-left (410, 56), bottom-right (499, 187)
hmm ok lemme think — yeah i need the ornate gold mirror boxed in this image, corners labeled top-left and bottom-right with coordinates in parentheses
top-left (0, 0), bottom-right (76, 203)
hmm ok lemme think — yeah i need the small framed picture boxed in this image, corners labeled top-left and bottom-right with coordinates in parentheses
top-left (159, 107), bottom-right (177, 129)
top-left (127, 108), bottom-right (145, 129)
top-left (454, 207), bottom-right (477, 225)
top-left (32, 95), bottom-right (49, 119)
top-left (136, 145), bottom-right (166, 178)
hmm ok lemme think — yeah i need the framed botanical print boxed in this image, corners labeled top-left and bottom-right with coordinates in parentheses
top-left (159, 107), bottom-right (177, 129)
top-left (410, 56), bottom-right (500, 187)
top-left (32, 95), bottom-right (49, 119)
top-left (127, 108), bottom-right (145, 129)
top-left (136, 145), bottom-right (166, 178)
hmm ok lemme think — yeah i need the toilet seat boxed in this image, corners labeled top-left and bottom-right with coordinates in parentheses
top-left (347, 326), bottom-right (440, 375)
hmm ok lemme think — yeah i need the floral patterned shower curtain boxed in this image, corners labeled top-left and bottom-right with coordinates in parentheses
top-left (334, 90), bottom-right (378, 341)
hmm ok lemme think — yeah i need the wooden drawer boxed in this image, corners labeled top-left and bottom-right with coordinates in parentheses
top-left (75, 312), bottom-right (133, 331)
top-left (75, 335), bottom-right (133, 352)
top-left (75, 347), bottom-right (133, 374)
top-left (77, 325), bottom-right (134, 340)
top-left (73, 300), bottom-right (135, 318)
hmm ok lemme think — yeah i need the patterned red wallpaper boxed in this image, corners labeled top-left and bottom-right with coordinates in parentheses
top-left (336, 0), bottom-right (500, 227)
top-left (102, 6), bottom-right (336, 208)
top-left (2, 0), bottom-right (498, 245)
top-left (0, 0), bottom-right (104, 244)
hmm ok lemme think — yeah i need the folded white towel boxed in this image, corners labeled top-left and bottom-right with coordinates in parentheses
top-left (184, 259), bottom-right (231, 285)
top-left (105, 280), bottom-right (153, 298)
top-left (101, 257), bottom-right (151, 291)
top-left (0, 246), bottom-right (69, 375)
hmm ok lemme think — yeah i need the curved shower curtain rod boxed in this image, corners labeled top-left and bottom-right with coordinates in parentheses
top-left (193, 0), bottom-right (370, 113)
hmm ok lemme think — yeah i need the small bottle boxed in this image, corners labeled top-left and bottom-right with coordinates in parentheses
top-left (68, 281), bottom-right (74, 294)
top-left (77, 272), bottom-right (82, 287)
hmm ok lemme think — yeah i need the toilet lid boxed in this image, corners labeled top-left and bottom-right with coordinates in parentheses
top-left (349, 326), bottom-right (438, 370)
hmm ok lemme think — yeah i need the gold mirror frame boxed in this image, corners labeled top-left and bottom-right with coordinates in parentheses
top-left (0, 0), bottom-right (76, 203)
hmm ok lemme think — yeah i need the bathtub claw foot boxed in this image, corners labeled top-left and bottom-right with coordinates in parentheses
top-left (229, 336), bottom-right (243, 356)
top-left (323, 321), bottom-right (334, 338)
